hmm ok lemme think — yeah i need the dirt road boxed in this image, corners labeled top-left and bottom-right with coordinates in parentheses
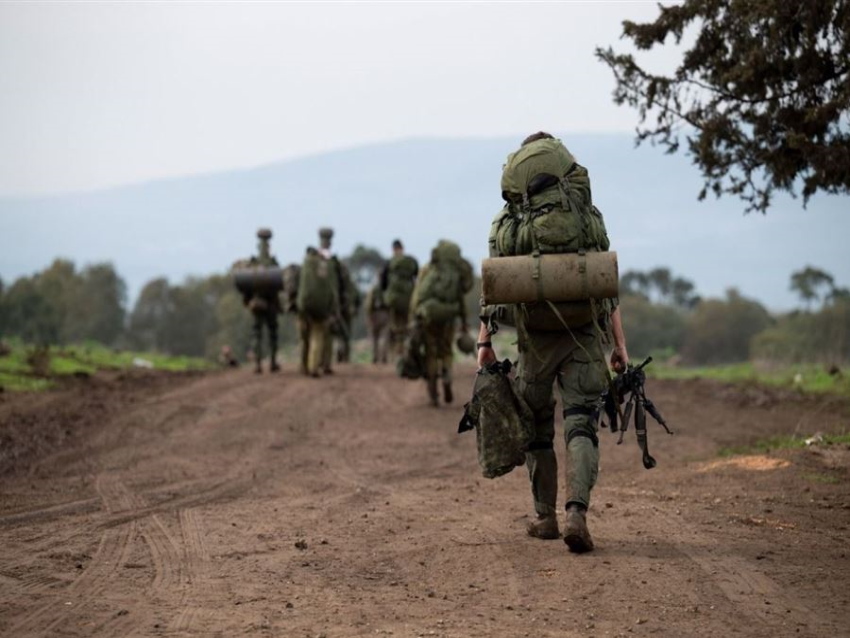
top-left (1, 364), bottom-right (849, 637)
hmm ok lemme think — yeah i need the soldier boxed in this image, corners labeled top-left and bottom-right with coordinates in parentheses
top-left (335, 262), bottom-right (361, 363)
top-left (381, 240), bottom-right (419, 359)
top-left (477, 132), bottom-right (629, 553)
top-left (297, 231), bottom-right (341, 378)
top-left (411, 240), bottom-right (472, 407)
top-left (242, 228), bottom-right (282, 374)
top-left (365, 281), bottom-right (390, 364)
top-left (316, 228), bottom-right (346, 375)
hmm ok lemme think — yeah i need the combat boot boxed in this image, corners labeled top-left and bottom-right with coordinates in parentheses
top-left (443, 381), bottom-right (453, 404)
top-left (526, 514), bottom-right (559, 540)
top-left (270, 355), bottom-right (280, 373)
top-left (564, 504), bottom-right (594, 553)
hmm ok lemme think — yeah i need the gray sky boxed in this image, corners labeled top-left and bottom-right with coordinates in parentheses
top-left (0, 1), bottom-right (673, 196)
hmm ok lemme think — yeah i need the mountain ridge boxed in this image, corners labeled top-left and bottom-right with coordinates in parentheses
top-left (1, 134), bottom-right (847, 311)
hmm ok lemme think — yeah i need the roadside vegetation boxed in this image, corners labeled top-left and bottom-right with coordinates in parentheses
top-left (0, 339), bottom-right (210, 392)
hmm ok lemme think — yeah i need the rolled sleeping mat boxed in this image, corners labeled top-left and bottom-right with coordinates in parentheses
top-left (481, 251), bottom-right (618, 305)
top-left (233, 267), bottom-right (285, 296)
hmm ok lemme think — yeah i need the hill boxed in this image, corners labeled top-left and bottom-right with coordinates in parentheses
top-left (1, 134), bottom-right (847, 309)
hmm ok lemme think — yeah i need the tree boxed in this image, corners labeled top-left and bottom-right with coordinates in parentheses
top-left (343, 245), bottom-right (386, 290)
top-left (128, 278), bottom-right (172, 351)
top-left (597, 1), bottom-right (850, 213)
top-left (790, 265), bottom-right (835, 309)
top-left (682, 288), bottom-right (772, 364)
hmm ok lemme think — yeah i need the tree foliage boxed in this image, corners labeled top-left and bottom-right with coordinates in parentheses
top-left (682, 288), bottom-right (772, 363)
top-left (621, 267), bottom-right (700, 309)
top-left (343, 244), bottom-right (386, 290)
top-left (597, 0), bottom-right (850, 212)
top-left (789, 265), bottom-right (837, 308)
top-left (0, 259), bottom-right (126, 346)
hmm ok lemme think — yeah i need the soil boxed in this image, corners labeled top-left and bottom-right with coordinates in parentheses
top-left (0, 364), bottom-right (849, 637)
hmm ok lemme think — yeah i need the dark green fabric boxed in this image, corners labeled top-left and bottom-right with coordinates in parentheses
top-left (459, 361), bottom-right (535, 479)
top-left (488, 139), bottom-right (614, 332)
top-left (297, 254), bottom-right (338, 321)
top-left (384, 254), bottom-right (419, 313)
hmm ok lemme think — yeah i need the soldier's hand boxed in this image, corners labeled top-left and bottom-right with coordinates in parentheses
top-left (610, 346), bottom-right (629, 373)
top-left (477, 344), bottom-right (497, 368)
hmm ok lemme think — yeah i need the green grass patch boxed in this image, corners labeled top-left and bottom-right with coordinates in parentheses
top-left (802, 472), bottom-right (841, 485)
top-left (0, 341), bottom-right (212, 392)
top-left (719, 433), bottom-right (850, 457)
top-left (647, 361), bottom-right (850, 398)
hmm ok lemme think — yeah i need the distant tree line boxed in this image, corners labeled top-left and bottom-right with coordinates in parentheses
top-left (620, 266), bottom-right (850, 366)
top-left (1, 258), bottom-right (847, 366)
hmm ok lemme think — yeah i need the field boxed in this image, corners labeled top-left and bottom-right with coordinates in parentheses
top-left (0, 360), bottom-right (849, 637)
top-left (0, 341), bottom-right (211, 392)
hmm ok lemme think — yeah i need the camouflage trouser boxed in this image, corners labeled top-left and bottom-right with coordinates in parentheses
top-left (388, 308), bottom-right (410, 358)
top-left (423, 321), bottom-right (455, 384)
top-left (369, 310), bottom-right (390, 364)
top-left (252, 310), bottom-right (279, 366)
top-left (298, 315), bottom-right (329, 376)
top-left (517, 324), bottom-right (606, 515)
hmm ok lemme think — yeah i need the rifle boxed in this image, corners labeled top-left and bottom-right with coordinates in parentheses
top-left (599, 356), bottom-right (673, 469)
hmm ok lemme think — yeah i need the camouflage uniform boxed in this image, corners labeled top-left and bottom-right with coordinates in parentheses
top-left (244, 229), bottom-right (281, 373)
top-left (298, 229), bottom-right (341, 377)
top-left (333, 263), bottom-right (360, 363)
top-left (411, 243), bottom-right (469, 406)
top-left (517, 324), bottom-right (606, 516)
top-left (365, 284), bottom-right (390, 364)
top-left (316, 229), bottom-right (345, 374)
top-left (381, 246), bottom-right (419, 359)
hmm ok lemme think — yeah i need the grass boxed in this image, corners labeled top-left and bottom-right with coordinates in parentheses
top-left (718, 433), bottom-right (850, 458)
top-left (0, 340), bottom-right (212, 393)
top-left (646, 360), bottom-right (850, 398)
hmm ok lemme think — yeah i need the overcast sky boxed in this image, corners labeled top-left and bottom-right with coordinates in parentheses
top-left (0, 1), bottom-right (675, 196)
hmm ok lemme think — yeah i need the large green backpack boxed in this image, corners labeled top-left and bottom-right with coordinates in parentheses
top-left (384, 254), bottom-right (419, 313)
top-left (489, 138), bottom-right (613, 331)
top-left (296, 253), bottom-right (338, 321)
top-left (414, 241), bottom-right (469, 325)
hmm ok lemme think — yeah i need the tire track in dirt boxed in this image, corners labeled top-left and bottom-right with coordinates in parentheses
top-left (7, 476), bottom-right (140, 637)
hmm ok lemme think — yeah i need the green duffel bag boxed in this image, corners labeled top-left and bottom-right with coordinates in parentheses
top-left (458, 360), bottom-right (534, 479)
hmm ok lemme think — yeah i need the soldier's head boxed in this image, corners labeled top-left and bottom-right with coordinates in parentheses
top-left (257, 228), bottom-right (273, 258)
top-left (318, 227), bottom-right (334, 250)
top-left (521, 131), bottom-right (555, 146)
top-left (392, 239), bottom-right (404, 257)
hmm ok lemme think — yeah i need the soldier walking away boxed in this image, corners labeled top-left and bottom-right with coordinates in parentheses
top-left (335, 262), bottom-right (361, 364)
top-left (315, 228), bottom-right (346, 375)
top-left (365, 281), bottom-right (390, 364)
top-left (241, 228), bottom-right (282, 374)
top-left (477, 132), bottom-right (629, 553)
top-left (297, 231), bottom-right (341, 378)
top-left (411, 240), bottom-right (473, 407)
top-left (381, 239), bottom-right (419, 360)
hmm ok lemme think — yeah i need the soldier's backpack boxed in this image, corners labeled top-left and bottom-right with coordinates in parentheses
top-left (458, 360), bottom-right (534, 479)
top-left (297, 253), bottom-right (337, 321)
top-left (414, 240), bottom-right (471, 325)
top-left (384, 255), bottom-right (419, 314)
top-left (488, 137), bottom-right (613, 331)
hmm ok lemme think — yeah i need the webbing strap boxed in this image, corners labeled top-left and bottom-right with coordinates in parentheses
top-left (564, 406), bottom-right (592, 417)
top-left (528, 440), bottom-right (554, 452)
top-left (578, 249), bottom-right (588, 300)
